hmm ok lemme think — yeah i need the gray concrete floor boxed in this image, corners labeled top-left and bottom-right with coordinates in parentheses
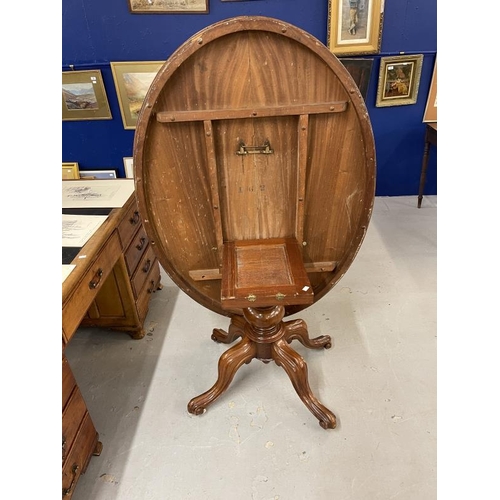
top-left (65, 195), bottom-right (437, 500)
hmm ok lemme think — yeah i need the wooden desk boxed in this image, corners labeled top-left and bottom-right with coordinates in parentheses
top-left (418, 122), bottom-right (437, 208)
top-left (62, 189), bottom-right (161, 498)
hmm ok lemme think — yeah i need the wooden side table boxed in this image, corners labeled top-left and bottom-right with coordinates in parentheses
top-left (418, 122), bottom-right (437, 208)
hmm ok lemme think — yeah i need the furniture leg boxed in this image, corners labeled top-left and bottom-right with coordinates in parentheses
top-left (272, 338), bottom-right (336, 429)
top-left (418, 139), bottom-right (430, 208)
top-left (211, 314), bottom-right (245, 344)
top-left (283, 318), bottom-right (332, 349)
top-left (187, 336), bottom-right (257, 415)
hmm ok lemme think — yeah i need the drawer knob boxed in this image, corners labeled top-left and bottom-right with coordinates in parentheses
top-left (129, 211), bottom-right (140, 225)
top-left (142, 259), bottom-right (151, 274)
top-left (62, 464), bottom-right (79, 497)
top-left (136, 237), bottom-right (146, 251)
top-left (88, 268), bottom-right (103, 289)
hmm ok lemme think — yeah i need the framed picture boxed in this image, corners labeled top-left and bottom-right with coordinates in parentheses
top-left (327, 0), bottom-right (384, 56)
top-left (128, 0), bottom-right (208, 13)
top-left (123, 157), bottom-right (134, 179)
top-left (376, 54), bottom-right (424, 108)
top-left (423, 58), bottom-right (437, 123)
top-left (62, 70), bottom-right (112, 121)
top-left (62, 162), bottom-right (80, 180)
top-left (111, 61), bottom-right (164, 129)
top-left (79, 169), bottom-right (117, 179)
top-left (339, 58), bottom-right (373, 100)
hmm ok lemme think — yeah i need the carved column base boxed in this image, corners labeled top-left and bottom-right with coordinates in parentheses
top-left (187, 306), bottom-right (336, 429)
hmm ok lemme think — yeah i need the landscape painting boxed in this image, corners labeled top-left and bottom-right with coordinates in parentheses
top-left (63, 82), bottom-right (98, 110)
top-left (111, 61), bottom-right (164, 129)
top-left (62, 70), bottom-right (112, 121)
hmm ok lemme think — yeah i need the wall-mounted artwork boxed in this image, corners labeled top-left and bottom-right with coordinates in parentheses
top-left (376, 54), bottom-right (424, 108)
top-left (339, 58), bottom-right (373, 100)
top-left (123, 157), bottom-right (134, 178)
top-left (423, 58), bottom-right (437, 123)
top-left (327, 0), bottom-right (383, 56)
top-left (62, 70), bottom-right (112, 121)
top-left (79, 170), bottom-right (117, 179)
top-left (62, 163), bottom-right (80, 180)
top-left (128, 0), bottom-right (208, 13)
top-left (111, 61), bottom-right (164, 129)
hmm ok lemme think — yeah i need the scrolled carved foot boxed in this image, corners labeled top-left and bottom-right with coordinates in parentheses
top-left (211, 314), bottom-right (245, 344)
top-left (211, 329), bottom-right (229, 343)
top-left (187, 401), bottom-right (207, 415)
top-left (283, 319), bottom-right (332, 349)
top-left (188, 336), bottom-right (257, 415)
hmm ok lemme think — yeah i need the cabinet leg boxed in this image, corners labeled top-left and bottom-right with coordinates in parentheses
top-left (93, 441), bottom-right (103, 456)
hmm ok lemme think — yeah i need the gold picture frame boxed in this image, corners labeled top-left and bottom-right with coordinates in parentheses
top-left (111, 61), bottom-right (164, 130)
top-left (62, 162), bottom-right (80, 180)
top-left (327, 0), bottom-right (384, 56)
top-left (376, 54), bottom-right (424, 108)
top-left (128, 0), bottom-right (208, 13)
top-left (62, 70), bottom-right (112, 121)
top-left (423, 58), bottom-right (437, 123)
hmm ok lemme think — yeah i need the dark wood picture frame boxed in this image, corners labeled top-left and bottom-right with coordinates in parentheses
top-left (339, 58), bottom-right (374, 100)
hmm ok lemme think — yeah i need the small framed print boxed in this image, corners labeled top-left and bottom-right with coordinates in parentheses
top-left (111, 61), bottom-right (164, 129)
top-left (376, 54), bottom-right (424, 108)
top-left (128, 0), bottom-right (208, 13)
top-left (123, 157), bottom-right (134, 178)
top-left (79, 169), bottom-right (117, 180)
top-left (62, 70), bottom-right (112, 121)
top-left (423, 58), bottom-right (437, 123)
top-left (62, 162), bottom-right (80, 180)
top-left (328, 0), bottom-right (384, 56)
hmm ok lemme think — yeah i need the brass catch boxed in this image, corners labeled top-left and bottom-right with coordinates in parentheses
top-left (276, 293), bottom-right (286, 300)
top-left (247, 294), bottom-right (257, 302)
top-left (236, 140), bottom-right (273, 155)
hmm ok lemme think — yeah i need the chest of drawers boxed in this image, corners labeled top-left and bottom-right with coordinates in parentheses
top-left (62, 189), bottom-right (162, 497)
top-left (78, 195), bottom-right (162, 339)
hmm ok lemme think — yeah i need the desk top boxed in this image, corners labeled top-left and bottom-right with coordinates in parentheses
top-left (62, 192), bottom-right (134, 307)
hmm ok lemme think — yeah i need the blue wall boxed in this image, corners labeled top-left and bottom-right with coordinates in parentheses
top-left (62, 0), bottom-right (437, 196)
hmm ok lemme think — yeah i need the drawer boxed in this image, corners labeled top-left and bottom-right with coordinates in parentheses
top-left (124, 225), bottom-right (149, 275)
top-left (62, 388), bottom-right (87, 464)
top-left (62, 356), bottom-right (76, 411)
top-left (131, 244), bottom-right (157, 297)
top-left (62, 412), bottom-right (98, 498)
top-left (62, 231), bottom-right (122, 343)
top-left (117, 200), bottom-right (141, 250)
top-left (137, 259), bottom-right (161, 321)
